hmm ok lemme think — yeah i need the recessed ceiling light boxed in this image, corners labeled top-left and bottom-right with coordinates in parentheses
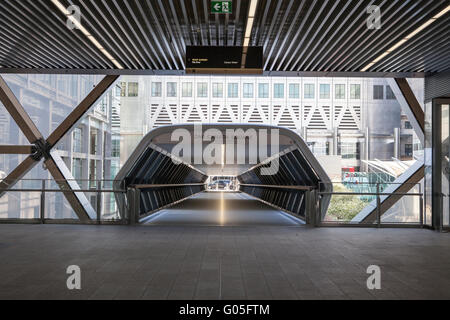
top-left (361, 5), bottom-right (450, 72)
top-left (51, 0), bottom-right (123, 69)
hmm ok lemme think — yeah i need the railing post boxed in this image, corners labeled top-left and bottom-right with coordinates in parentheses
top-left (127, 187), bottom-right (140, 225)
top-left (304, 190), bottom-right (311, 225)
top-left (305, 188), bottom-right (319, 227)
top-left (316, 189), bottom-right (321, 227)
top-left (134, 188), bottom-right (141, 225)
top-left (40, 179), bottom-right (45, 224)
top-left (419, 183), bottom-right (424, 228)
top-left (96, 181), bottom-right (101, 224)
top-left (376, 183), bottom-right (381, 228)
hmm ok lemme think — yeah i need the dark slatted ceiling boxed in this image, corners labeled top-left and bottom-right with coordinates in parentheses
top-left (0, 0), bottom-right (449, 74)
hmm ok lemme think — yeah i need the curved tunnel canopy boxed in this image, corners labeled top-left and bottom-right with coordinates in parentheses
top-left (115, 124), bottom-right (332, 222)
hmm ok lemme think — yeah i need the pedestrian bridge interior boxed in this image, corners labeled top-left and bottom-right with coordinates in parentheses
top-left (0, 0), bottom-right (449, 301)
top-left (114, 124), bottom-right (331, 225)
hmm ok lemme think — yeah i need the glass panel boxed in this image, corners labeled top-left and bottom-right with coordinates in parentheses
top-left (442, 104), bottom-right (449, 226)
top-left (381, 187), bottom-right (421, 224)
top-left (181, 82), bottom-right (192, 97)
top-left (243, 83), bottom-right (253, 98)
top-left (258, 83), bottom-right (268, 98)
top-left (1, 74), bottom-right (104, 139)
top-left (167, 82), bottom-right (177, 97)
top-left (319, 84), bottom-right (330, 99)
top-left (424, 102), bottom-right (432, 225)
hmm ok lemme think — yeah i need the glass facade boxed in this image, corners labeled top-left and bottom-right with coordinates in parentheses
top-left (304, 84), bottom-right (315, 99)
top-left (182, 82), bottom-right (192, 97)
top-left (167, 82), bottom-right (177, 97)
top-left (258, 83), bottom-right (269, 98)
top-left (228, 83), bottom-right (238, 98)
top-left (0, 74), bottom-right (426, 224)
top-left (274, 83), bottom-right (284, 98)
top-left (320, 84), bottom-right (330, 99)
top-left (373, 85), bottom-right (384, 100)
top-left (335, 84), bottom-right (345, 99)
top-left (151, 82), bottom-right (162, 97)
top-left (350, 84), bottom-right (361, 99)
top-left (197, 82), bottom-right (208, 97)
top-left (212, 82), bottom-right (223, 98)
top-left (243, 83), bottom-right (253, 98)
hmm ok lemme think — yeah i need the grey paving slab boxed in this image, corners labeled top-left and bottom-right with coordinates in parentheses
top-left (0, 195), bottom-right (450, 300)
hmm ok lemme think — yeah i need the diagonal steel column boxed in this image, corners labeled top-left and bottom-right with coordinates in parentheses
top-left (44, 156), bottom-right (92, 222)
top-left (0, 76), bottom-right (43, 143)
top-left (0, 75), bottom-right (43, 197)
top-left (0, 155), bottom-right (38, 198)
top-left (0, 145), bottom-right (34, 154)
top-left (354, 78), bottom-right (426, 223)
top-left (47, 75), bottom-right (119, 147)
top-left (0, 75), bottom-right (118, 221)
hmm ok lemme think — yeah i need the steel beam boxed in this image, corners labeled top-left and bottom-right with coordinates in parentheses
top-left (355, 78), bottom-right (426, 223)
top-left (46, 75), bottom-right (119, 147)
top-left (0, 145), bottom-right (33, 154)
top-left (394, 78), bottom-right (425, 131)
top-left (0, 76), bottom-right (43, 143)
top-left (0, 75), bottom-right (118, 222)
top-left (0, 155), bottom-right (38, 198)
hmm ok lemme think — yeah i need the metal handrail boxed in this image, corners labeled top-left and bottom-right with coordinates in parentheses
top-left (319, 192), bottom-right (422, 196)
top-left (131, 183), bottom-right (206, 189)
top-left (239, 183), bottom-right (314, 191)
top-left (0, 188), bottom-right (126, 193)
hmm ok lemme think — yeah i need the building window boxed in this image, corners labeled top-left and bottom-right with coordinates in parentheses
top-left (243, 83), bottom-right (254, 98)
top-left (111, 139), bottom-right (120, 157)
top-left (72, 127), bottom-right (82, 153)
top-left (289, 84), bottom-right (300, 99)
top-left (386, 85), bottom-right (396, 100)
top-left (307, 141), bottom-right (330, 156)
top-left (404, 121), bottom-right (413, 129)
top-left (338, 142), bottom-right (360, 159)
top-left (274, 83), bottom-right (284, 99)
top-left (228, 83), bottom-right (238, 98)
top-left (151, 82), bottom-right (162, 97)
top-left (212, 82), bottom-right (223, 98)
top-left (304, 84), bottom-right (315, 99)
top-left (319, 84), bottom-right (330, 99)
top-left (335, 84), bottom-right (345, 99)
top-left (405, 144), bottom-right (413, 157)
top-left (258, 83), bottom-right (269, 98)
top-left (350, 84), bottom-right (361, 99)
top-left (89, 160), bottom-right (97, 189)
top-left (120, 82), bottom-right (127, 97)
top-left (373, 85), bottom-right (384, 100)
top-left (182, 82), bottom-right (192, 97)
top-left (197, 82), bottom-right (208, 97)
top-left (72, 158), bottom-right (82, 183)
top-left (90, 128), bottom-right (98, 155)
top-left (167, 82), bottom-right (177, 97)
top-left (128, 82), bottom-right (138, 97)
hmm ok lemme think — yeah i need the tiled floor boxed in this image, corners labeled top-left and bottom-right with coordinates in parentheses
top-left (0, 223), bottom-right (449, 300)
top-left (143, 192), bottom-right (302, 226)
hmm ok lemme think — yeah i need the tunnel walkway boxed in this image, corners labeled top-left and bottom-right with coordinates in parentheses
top-left (141, 192), bottom-right (303, 226)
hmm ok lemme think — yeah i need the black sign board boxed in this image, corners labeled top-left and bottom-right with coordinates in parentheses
top-left (186, 46), bottom-right (263, 72)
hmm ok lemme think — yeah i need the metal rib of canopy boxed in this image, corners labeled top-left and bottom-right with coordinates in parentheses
top-left (0, 0), bottom-right (449, 75)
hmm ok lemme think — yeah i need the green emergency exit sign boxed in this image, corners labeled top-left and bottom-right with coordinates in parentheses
top-left (211, 1), bottom-right (232, 14)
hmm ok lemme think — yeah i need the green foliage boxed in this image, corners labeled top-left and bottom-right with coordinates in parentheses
top-left (326, 183), bottom-right (368, 221)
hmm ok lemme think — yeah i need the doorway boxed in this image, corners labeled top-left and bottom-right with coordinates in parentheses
top-left (426, 98), bottom-right (450, 230)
